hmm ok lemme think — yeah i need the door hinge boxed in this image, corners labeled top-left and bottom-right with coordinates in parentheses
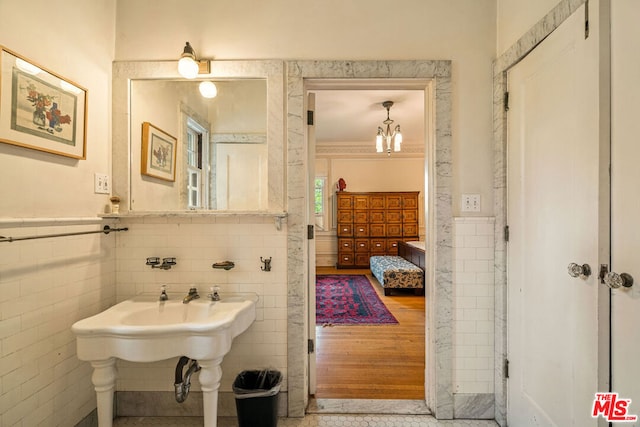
top-left (307, 110), bottom-right (314, 125)
top-left (504, 225), bottom-right (510, 242)
top-left (504, 358), bottom-right (510, 379)
top-left (584, 0), bottom-right (590, 39)
top-left (504, 91), bottom-right (510, 112)
top-left (308, 224), bottom-right (314, 240)
top-left (308, 339), bottom-right (315, 353)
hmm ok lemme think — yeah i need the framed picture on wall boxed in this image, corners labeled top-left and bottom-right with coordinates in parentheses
top-left (0, 46), bottom-right (87, 159)
top-left (141, 121), bottom-right (177, 181)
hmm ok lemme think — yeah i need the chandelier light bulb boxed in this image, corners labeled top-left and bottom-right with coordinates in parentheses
top-left (376, 132), bottom-right (383, 153)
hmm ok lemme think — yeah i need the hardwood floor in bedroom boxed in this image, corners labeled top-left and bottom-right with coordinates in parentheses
top-left (314, 267), bottom-right (425, 400)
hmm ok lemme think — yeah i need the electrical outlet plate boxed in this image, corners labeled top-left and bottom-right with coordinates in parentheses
top-left (94, 173), bottom-right (110, 194)
top-left (462, 194), bottom-right (481, 212)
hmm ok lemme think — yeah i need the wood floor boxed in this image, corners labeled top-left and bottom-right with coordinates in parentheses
top-left (314, 267), bottom-right (425, 400)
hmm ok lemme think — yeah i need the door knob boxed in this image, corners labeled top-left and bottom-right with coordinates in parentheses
top-left (603, 272), bottom-right (634, 289)
top-left (568, 263), bottom-right (591, 278)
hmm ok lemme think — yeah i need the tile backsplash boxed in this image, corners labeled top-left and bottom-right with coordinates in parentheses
top-left (0, 218), bottom-right (116, 426)
top-left (453, 217), bottom-right (495, 394)
top-left (114, 215), bottom-right (288, 393)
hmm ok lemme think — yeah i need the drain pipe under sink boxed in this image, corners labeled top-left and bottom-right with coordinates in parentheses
top-left (174, 356), bottom-right (201, 403)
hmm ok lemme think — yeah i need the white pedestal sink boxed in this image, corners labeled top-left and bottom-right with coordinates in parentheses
top-left (72, 293), bottom-right (258, 427)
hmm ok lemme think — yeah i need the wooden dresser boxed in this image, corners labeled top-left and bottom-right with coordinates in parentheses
top-left (336, 191), bottom-right (420, 268)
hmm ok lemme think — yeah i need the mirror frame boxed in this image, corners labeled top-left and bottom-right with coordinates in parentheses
top-left (112, 60), bottom-right (284, 213)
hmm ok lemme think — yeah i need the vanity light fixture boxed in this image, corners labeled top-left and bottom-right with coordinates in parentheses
top-left (375, 100), bottom-right (403, 156)
top-left (177, 41), bottom-right (211, 79)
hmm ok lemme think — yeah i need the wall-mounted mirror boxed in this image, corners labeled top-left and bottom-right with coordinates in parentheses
top-left (112, 60), bottom-right (284, 213)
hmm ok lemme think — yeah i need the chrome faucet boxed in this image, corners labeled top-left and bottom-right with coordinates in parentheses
top-left (183, 287), bottom-right (200, 304)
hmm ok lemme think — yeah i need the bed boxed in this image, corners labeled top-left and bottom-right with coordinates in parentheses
top-left (370, 241), bottom-right (426, 296)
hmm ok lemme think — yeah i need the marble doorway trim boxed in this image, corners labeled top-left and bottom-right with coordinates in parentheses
top-left (286, 60), bottom-right (453, 419)
top-left (492, 0), bottom-right (589, 425)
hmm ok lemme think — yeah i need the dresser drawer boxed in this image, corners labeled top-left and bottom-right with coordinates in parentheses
top-left (369, 195), bottom-right (385, 209)
top-left (354, 210), bottom-right (369, 223)
top-left (338, 253), bottom-right (355, 266)
top-left (353, 195), bottom-right (369, 209)
top-left (387, 239), bottom-right (400, 254)
top-left (338, 238), bottom-right (354, 251)
top-left (387, 223), bottom-right (403, 237)
top-left (355, 253), bottom-right (371, 266)
top-left (386, 211), bottom-right (402, 223)
top-left (402, 193), bottom-right (419, 209)
top-left (403, 223), bottom-right (419, 237)
top-left (403, 209), bottom-right (418, 223)
top-left (370, 239), bottom-right (387, 254)
top-left (369, 223), bottom-right (386, 237)
top-left (337, 194), bottom-right (353, 209)
top-left (354, 224), bottom-right (369, 237)
top-left (386, 194), bottom-right (403, 209)
top-left (370, 210), bottom-right (385, 223)
top-left (355, 239), bottom-right (370, 252)
top-left (337, 210), bottom-right (353, 223)
top-left (337, 223), bottom-right (353, 237)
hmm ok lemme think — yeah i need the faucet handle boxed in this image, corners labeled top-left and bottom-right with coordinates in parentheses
top-left (159, 285), bottom-right (169, 301)
top-left (207, 286), bottom-right (221, 301)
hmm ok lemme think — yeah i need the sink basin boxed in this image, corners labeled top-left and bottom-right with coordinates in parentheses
top-left (71, 292), bottom-right (258, 427)
top-left (72, 293), bottom-right (257, 362)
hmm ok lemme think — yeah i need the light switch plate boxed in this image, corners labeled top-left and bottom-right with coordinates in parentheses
top-left (95, 173), bottom-right (110, 194)
top-left (462, 194), bottom-right (481, 212)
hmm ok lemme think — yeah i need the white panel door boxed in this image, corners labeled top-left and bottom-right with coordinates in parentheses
top-left (507, 4), bottom-right (608, 426)
top-left (611, 0), bottom-right (640, 424)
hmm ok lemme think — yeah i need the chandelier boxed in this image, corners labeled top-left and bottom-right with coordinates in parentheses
top-left (376, 101), bottom-right (402, 156)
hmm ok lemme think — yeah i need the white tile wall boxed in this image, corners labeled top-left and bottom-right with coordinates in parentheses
top-left (114, 215), bottom-right (288, 393)
top-left (453, 217), bottom-right (495, 394)
top-left (0, 219), bottom-right (116, 426)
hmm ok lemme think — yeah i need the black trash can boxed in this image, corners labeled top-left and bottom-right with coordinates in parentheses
top-left (233, 370), bottom-right (282, 427)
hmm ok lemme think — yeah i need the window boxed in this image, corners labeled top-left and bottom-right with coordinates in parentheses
top-left (315, 177), bottom-right (325, 214)
top-left (314, 176), bottom-right (327, 230)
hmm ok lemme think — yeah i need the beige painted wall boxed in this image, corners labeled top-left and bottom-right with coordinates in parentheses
top-left (0, 0), bottom-right (115, 218)
top-left (496, 0), bottom-right (561, 54)
top-left (115, 0), bottom-right (497, 216)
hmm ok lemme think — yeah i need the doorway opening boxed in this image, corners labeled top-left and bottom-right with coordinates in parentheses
top-left (307, 81), bottom-right (429, 410)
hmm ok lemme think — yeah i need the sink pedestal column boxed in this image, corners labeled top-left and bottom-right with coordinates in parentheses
top-left (91, 358), bottom-right (117, 427)
top-left (199, 357), bottom-right (224, 427)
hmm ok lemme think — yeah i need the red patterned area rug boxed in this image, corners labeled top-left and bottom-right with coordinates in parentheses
top-left (316, 274), bottom-right (398, 325)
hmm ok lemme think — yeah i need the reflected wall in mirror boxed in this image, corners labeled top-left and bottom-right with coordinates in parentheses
top-left (112, 60), bottom-right (284, 213)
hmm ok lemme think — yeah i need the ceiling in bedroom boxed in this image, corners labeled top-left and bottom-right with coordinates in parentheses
top-left (313, 89), bottom-right (425, 146)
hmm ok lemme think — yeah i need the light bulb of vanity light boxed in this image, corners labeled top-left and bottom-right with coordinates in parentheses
top-left (178, 42), bottom-right (199, 79)
top-left (199, 81), bottom-right (218, 98)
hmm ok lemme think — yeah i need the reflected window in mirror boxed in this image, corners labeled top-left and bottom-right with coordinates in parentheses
top-left (185, 116), bottom-right (210, 209)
